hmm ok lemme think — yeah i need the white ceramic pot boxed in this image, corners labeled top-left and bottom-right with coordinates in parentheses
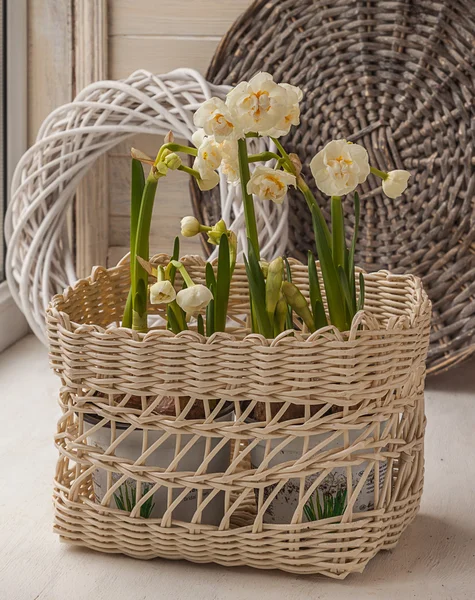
top-left (84, 405), bottom-right (233, 525)
top-left (250, 422), bottom-right (388, 524)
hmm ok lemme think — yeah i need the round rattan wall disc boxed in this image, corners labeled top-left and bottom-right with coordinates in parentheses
top-left (195, 0), bottom-right (475, 375)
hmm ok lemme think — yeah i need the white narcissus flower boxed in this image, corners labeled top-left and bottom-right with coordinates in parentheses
top-left (246, 166), bottom-right (296, 204)
top-left (310, 139), bottom-right (370, 196)
top-left (226, 72), bottom-right (291, 134)
top-left (220, 139), bottom-right (240, 183)
top-left (150, 280), bottom-right (176, 304)
top-left (261, 83), bottom-right (303, 138)
top-left (192, 130), bottom-right (223, 172)
top-left (181, 216), bottom-right (201, 237)
top-left (193, 97), bottom-right (241, 141)
top-left (382, 170), bottom-right (411, 199)
top-left (176, 284), bottom-right (213, 316)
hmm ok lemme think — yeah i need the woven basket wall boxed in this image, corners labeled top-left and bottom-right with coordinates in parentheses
top-left (192, 0), bottom-right (475, 376)
top-left (47, 256), bottom-right (431, 578)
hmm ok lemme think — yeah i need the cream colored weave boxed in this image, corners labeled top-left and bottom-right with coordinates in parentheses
top-left (47, 257), bottom-right (431, 578)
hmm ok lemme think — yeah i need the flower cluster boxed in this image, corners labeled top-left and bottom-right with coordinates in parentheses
top-left (192, 72), bottom-right (302, 196)
top-left (123, 71), bottom-right (413, 340)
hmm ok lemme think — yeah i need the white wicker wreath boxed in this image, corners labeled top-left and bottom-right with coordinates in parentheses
top-left (5, 69), bottom-right (288, 343)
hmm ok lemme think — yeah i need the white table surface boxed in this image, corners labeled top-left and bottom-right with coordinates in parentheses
top-left (1, 334), bottom-right (473, 600)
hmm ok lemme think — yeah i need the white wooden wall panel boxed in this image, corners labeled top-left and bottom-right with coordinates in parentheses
top-left (109, 0), bottom-right (252, 36)
top-left (106, 0), bottom-right (252, 266)
top-left (110, 36), bottom-right (224, 80)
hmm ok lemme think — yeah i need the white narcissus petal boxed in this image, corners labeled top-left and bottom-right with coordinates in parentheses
top-left (382, 170), bottom-right (411, 198)
top-left (150, 280), bottom-right (176, 304)
top-left (193, 97), bottom-right (241, 141)
top-left (191, 128), bottom-right (206, 148)
top-left (310, 139), bottom-right (370, 196)
top-left (246, 166), bottom-right (296, 204)
top-left (176, 285), bottom-right (213, 316)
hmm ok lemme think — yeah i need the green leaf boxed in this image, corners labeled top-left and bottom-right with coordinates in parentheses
top-left (357, 271), bottom-right (365, 311)
top-left (167, 303), bottom-right (181, 334)
top-left (244, 244), bottom-right (272, 337)
top-left (169, 236), bottom-right (180, 285)
top-left (311, 205), bottom-right (347, 331)
top-left (307, 251), bottom-right (327, 329)
top-left (313, 300), bottom-right (328, 330)
top-left (123, 159), bottom-right (145, 328)
top-left (338, 265), bottom-right (356, 315)
top-left (284, 257), bottom-right (293, 330)
top-left (215, 233), bottom-right (231, 332)
top-left (205, 263), bottom-right (216, 336)
top-left (197, 314), bottom-right (205, 335)
top-left (331, 196), bottom-right (346, 273)
top-left (348, 192), bottom-right (360, 297)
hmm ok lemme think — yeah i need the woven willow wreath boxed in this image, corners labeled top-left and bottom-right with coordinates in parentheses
top-left (5, 69), bottom-right (288, 342)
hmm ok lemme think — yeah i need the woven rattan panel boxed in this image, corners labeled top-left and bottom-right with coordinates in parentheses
top-left (193, 0), bottom-right (475, 375)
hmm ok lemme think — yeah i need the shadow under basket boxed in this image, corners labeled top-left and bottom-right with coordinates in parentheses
top-left (47, 255), bottom-right (431, 579)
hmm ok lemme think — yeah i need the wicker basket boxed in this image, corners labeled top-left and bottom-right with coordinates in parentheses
top-left (192, 0), bottom-right (475, 375)
top-left (46, 256), bottom-right (431, 579)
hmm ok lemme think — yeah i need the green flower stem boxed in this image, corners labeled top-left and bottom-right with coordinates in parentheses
top-left (331, 195), bottom-right (345, 269)
top-left (132, 169), bottom-right (160, 332)
top-left (296, 175), bottom-right (332, 248)
top-left (248, 151), bottom-right (282, 163)
top-left (158, 143), bottom-right (197, 158)
top-left (237, 137), bottom-right (260, 260)
top-left (172, 261), bottom-right (195, 288)
top-left (178, 164), bottom-right (201, 179)
top-left (270, 137), bottom-right (292, 163)
top-left (370, 166), bottom-right (388, 180)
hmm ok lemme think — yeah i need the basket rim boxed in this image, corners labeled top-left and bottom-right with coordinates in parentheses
top-left (46, 255), bottom-right (431, 347)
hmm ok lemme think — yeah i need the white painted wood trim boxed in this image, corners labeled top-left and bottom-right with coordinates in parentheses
top-left (74, 0), bottom-right (109, 277)
top-left (0, 0), bottom-right (28, 350)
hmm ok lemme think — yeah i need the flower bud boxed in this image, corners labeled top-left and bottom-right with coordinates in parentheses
top-left (259, 261), bottom-right (269, 278)
top-left (281, 281), bottom-right (315, 332)
top-left (266, 256), bottom-right (284, 320)
top-left (181, 216), bottom-right (201, 237)
top-left (155, 161), bottom-right (168, 176)
top-left (274, 293), bottom-right (288, 335)
top-left (150, 280), bottom-right (176, 304)
top-left (164, 152), bottom-right (181, 170)
top-left (176, 284), bottom-right (213, 316)
top-left (289, 153), bottom-right (302, 176)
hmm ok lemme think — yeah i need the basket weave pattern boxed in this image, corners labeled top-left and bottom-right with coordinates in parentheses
top-left (47, 257), bottom-right (431, 578)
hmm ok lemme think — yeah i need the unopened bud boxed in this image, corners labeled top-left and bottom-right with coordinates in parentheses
top-left (266, 257), bottom-right (284, 320)
top-left (164, 131), bottom-right (175, 144)
top-left (164, 152), bottom-right (181, 170)
top-left (259, 260), bottom-right (269, 278)
top-left (289, 153), bottom-right (302, 176)
top-left (281, 281), bottom-right (315, 332)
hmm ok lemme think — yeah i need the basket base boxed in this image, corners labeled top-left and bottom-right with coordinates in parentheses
top-left (53, 487), bottom-right (422, 579)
